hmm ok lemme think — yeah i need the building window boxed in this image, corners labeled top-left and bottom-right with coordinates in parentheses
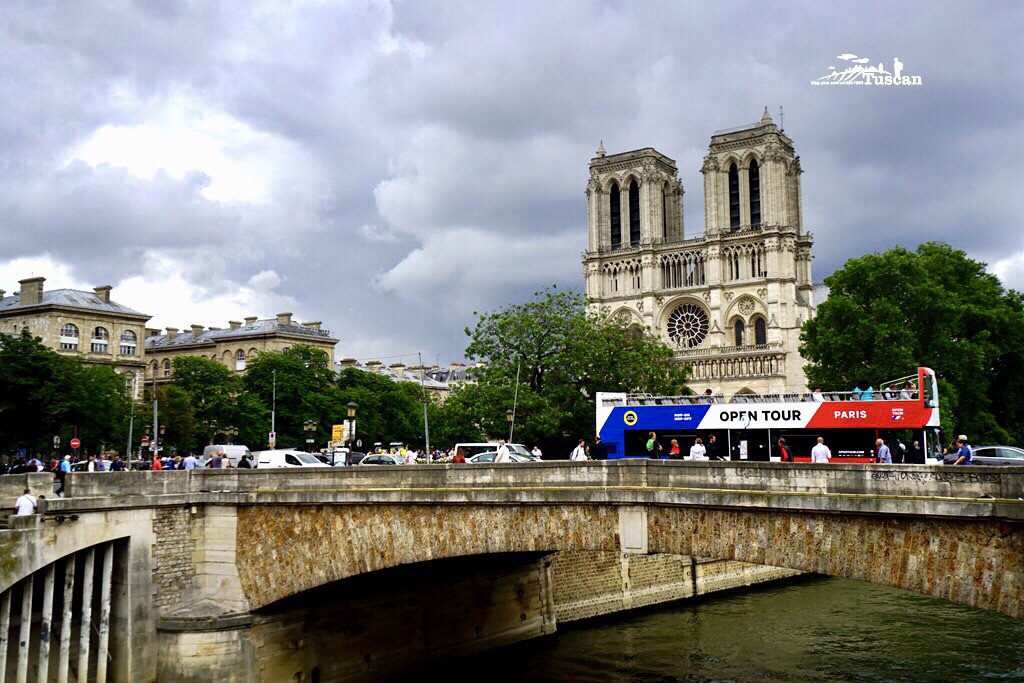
top-left (728, 163), bottom-right (740, 230)
top-left (59, 323), bottom-right (79, 350)
top-left (163, 360), bottom-right (171, 378)
top-left (91, 327), bottom-right (109, 353)
top-left (610, 183), bottom-right (621, 248)
top-left (666, 304), bottom-right (709, 349)
top-left (755, 318), bottom-right (767, 345)
top-left (734, 320), bottom-right (745, 346)
top-left (120, 330), bottom-right (137, 356)
top-left (628, 180), bottom-right (641, 245)
top-left (235, 349), bottom-right (246, 371)
top-left (749, 160), bottom-right (761, 226)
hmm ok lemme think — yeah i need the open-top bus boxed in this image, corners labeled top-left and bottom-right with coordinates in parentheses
top-left (596, 367), bottom-right (943, 463)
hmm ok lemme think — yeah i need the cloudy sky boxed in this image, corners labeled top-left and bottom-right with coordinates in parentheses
top-left (2, 1), bottom-right (1021, 365)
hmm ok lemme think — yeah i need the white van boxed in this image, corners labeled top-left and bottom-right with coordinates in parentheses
top-left (202, 444), bottom-right (253, 468)
top-left (253, 449), bottom-right (331, 469)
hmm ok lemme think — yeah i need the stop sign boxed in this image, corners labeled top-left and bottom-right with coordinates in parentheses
top-left (70, 438), bottom-right (81, 450)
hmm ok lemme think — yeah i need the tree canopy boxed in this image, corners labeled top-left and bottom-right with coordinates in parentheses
top-left (800, 242), bottom-right (1024, 445)
top-left (453, 287), bottom-right (689, 455)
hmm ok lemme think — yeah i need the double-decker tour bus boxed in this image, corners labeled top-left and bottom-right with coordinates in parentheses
top-left (596, 367), bottom-right (943, 463)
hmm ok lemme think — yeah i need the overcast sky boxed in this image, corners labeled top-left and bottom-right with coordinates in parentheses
top-left (2, 1), bottom-right (1021, 366)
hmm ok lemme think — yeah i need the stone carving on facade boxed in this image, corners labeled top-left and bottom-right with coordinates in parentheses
top-left (738, 298), bottom-right (755, 315)
top-left (601, 305), bottom-right (611, 316)
top-left (655, 295), bottom-right (664, 307)
top-left (700, 155), bottom-right (719, 174)
top-left (724, 292), bottom-right (734, 302)
top-left (756, 288), bottom-right (768, 299)
top-left (637, 301), bottom-right (644, 313)
top-left (702, 291), bottom-right (711, 302)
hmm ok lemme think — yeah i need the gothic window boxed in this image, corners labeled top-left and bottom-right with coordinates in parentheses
top-left (755, 317), bottom-right (767, 345)
top-left (60, 323), bottom-right (79, 350)
top-left (749, 160), bottom-right (761, 226)
top-left (666, 303), bottom-right (709, 349)
top-left (163, 359), bottom-right (171, 377)
top-left (236, 349), bottom-right (246, 371)
top-left (734, 320), bottom-right (745, 346)
top-left (728, 163), bottom-right (740, 230)
top-left (628, 180), bottom-right (641, 245)
top-left (610, 183), bottom-right (622, 248)
top-left (120, 330), bottom-right (137, 356)
top-left (91, 327), bottom-right (109, 353)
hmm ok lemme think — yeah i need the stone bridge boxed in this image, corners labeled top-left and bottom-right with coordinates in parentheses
top-left (0, 461), bottom-right (1021, 681)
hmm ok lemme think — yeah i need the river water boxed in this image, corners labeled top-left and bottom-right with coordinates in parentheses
top-left (412, 576), bottom-right (1024, 682)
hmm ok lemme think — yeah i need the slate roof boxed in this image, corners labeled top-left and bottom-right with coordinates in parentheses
top-left (0, 289), bottom-right (148, 317)
top-left (338, 360), bottom-right (450, 391)
top-left (145, 318), bottom-right (336, 349)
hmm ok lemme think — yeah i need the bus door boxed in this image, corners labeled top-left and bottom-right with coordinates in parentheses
top-left (730, 429), bottom-right (771, 461)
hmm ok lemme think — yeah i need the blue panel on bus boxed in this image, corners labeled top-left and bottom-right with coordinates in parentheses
top-left (599, 405), bottom-right (713, 458)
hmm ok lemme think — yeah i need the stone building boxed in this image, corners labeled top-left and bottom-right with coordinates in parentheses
top-left (582, 109), bottom-right (815, 394)
top-left (0, 277), bottom-right (151, 395)
top-left (144, 313), bottom-right (338, 383)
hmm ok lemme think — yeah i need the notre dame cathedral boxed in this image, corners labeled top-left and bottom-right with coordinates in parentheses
top-left (582, 108), bottom-right (815, 394)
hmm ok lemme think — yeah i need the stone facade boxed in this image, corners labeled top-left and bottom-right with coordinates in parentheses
top-left (0, 277), bottom-right (151, 396)
top-left (143, 312), bottom-right (338, 383)
top-left (583, 109), bottom-right (815, 394)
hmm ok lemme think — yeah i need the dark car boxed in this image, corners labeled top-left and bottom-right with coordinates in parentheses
top-left (943, 445), bottom-right (1024, 466)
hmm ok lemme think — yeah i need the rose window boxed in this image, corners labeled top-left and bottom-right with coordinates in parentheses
top-left (666, 304), bottom-right (709, 348)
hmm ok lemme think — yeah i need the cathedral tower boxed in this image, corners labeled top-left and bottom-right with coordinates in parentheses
top-left (582, 109), bottom-right (815, 394)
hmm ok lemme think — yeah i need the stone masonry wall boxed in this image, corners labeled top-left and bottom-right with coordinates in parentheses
top-left (152, 506), bottom-right (195, 610)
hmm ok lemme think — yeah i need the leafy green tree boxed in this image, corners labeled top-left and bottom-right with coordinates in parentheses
top-left (171, 356), bottom-right (265, 449)
top-left (800, 242), bottom-right (1024, 445)
top-left (458, 287), bottom-right (689, 455)
top-left (157, 385), bottom-right (197, 454)
top-left (336, 368), bottom-right (432, 450)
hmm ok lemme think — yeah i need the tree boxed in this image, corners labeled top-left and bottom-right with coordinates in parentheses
top-left (459, 287), bottom-right (690, 455)
top-left (171, 356), bottom-right (265, 449)
top-left (800, 242), bottom-right (1024, 445)
top-left (336, 368), bottom-right (432, 450)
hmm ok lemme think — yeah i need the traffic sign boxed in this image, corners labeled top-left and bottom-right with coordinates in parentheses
top-left (269, 431), bottom-right (276, 446)
top-left (70, 438), bottom-right (81, 450)
top-left (141, 435), bottom-right (149, 444)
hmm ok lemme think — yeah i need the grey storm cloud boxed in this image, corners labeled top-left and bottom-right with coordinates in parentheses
top-left (1, 0), bottom-right (1022, 363)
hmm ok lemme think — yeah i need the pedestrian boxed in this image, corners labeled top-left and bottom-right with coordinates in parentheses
top-left (86, 454), bottom-right (99, 472)
top-left (453, 447), bottom-right (467, 464)
top-left (494, 439), bottom-right (511, 463)
top-left (669, 439), bottom-right (682, 459)
top-left (689, 437), bottom-right (707, 460)
top-left (875, 438), bottom-right (892, 464)
top-left (953, 434), bottom-right (973, 465)
top-left (56, 455), bottom-right (71, 496)
top-left (812, 387), bottom-right (825, 402)
top-left (206, 451), bottom-right (224, 468)
top-left (110, 454), bottom-right (126, 472)
top-left (777, 437), bottom-right (792, 462)
top-left (14, 488), bottom-right (37, 516)
top-left (908, 440), bottom-right (924, 464)
top-left (591, 436), bottom-right (608, 461)
top-left (237, 453), bottom-right (253, 469)
top-left (570, 439), bottom-right (588, 461)
top-left (811, 437), bottom-right (831, 463)
top-left (700, 388), bottom-right (716, 404)
top-left (151, 455), bottom-right (162, 471)
top-left (706, 434), bottom-right (724, 461)
top-left (646, 432), bottom-right (663, 459)
top-left (899, 381), bottom-right (916, 400)
top-left (404, 448), bottom-right (417, 465)
top-left (531, 445), bottom-right (543, 459)
top-left (182, 452), bottom-right (199, 470)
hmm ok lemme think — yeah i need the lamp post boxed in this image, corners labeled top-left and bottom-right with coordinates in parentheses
top-left (143, 424), bottom-right (151, 462)
top-left (225, 426), bottom-right (238, 445)
top-left (158, 424), bottom-right (166, 457)
top-left (506, 409), bottom-right (515, 442)
top-left (345, 402), bottom-right (357, 465)
top-left (303, 420), bottom-right (317, 453)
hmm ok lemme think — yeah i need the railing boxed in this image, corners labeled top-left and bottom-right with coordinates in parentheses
top-left (676, 343), bottom-right (784, 357)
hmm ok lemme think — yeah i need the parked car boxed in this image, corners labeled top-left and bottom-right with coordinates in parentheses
top-left (344, 451), bottom-right (367, 466)
top-left (943, 445), bottom-right (1024, 466)
top-left (359, 454), bottom-right (403, 466)
top-left (467, 451), bottom-right (531, 464)
top-left (455, 442), bottom-right (537, 460)
top-left (253, 449), bottom-right (331, 469)
top-left (202, 444), bottom-right (253, 468)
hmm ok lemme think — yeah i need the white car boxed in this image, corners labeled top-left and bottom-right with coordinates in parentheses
top-left (359, 454), bottom-right (403, 466)
top-left (467, 451), bottom-right (531, 464)
top-left (253, 449), bottom-right (331, 469)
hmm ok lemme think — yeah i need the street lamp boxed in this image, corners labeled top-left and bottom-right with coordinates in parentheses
top-left (224, 426), bottom-right (238, 445)
top-left (158, 424), bottom-right (166, 456)
top-left (345, 402), bottom-right (357, 465)
top-left (506, 409), bottom-right (515, 442)
top-left (303, 420), bottom-right (317, 453)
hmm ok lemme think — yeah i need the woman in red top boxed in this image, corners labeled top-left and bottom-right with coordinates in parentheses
top-left (453, 447), bottom-right (466, 464)
top-left (669, 439), bottom-right (681, 459)
top-left (151, 456), bottom-right (162, 471)
top-left (777, 438), bottom-right (792, 462)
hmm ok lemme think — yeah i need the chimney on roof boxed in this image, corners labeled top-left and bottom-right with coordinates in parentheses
top-left (0, 289), bottom-right (6, 299)
top-left (229, 320), bottom-right (242, 330)
top-left (18, 277), bottom-right (44, 306)
top-left (338, 357), bottom-right (357, 370)
top-left (244, 316), bottom-right (258, 326)
top-left (366, 360), bottom-right (382, 374)
top-left (165, 327), bottom-right (179, 340)
top-left (276, 312), bottom-right (292, 325)
top-left (408, 364), bottom-right (427, 380)
top-left (190, 324), bottom-right (204, 338)
top-left (389, 362), bottom-right (406, 377)
top-left (449, 362), bottom-right (465, 372)
top-left (93, 285), bottom-right (112, 303)
top-left (302, 321), bottom-right (321, 331)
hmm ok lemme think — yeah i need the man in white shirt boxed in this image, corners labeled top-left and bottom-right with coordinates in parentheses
top-left (494, 440), bottom-right (511, 463)
top-left (531, 445), bottom-right (543, 459)
top-left (404, 448), bottom-right (417, 465)
top-left (15, 489), bottom-right (37, 515)
top-left (812, 387), bottom-right (825, 402)
top-left (570, 439), bottom-right (588, 461)
top-left (811, 437), bottom-right (831, 463)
